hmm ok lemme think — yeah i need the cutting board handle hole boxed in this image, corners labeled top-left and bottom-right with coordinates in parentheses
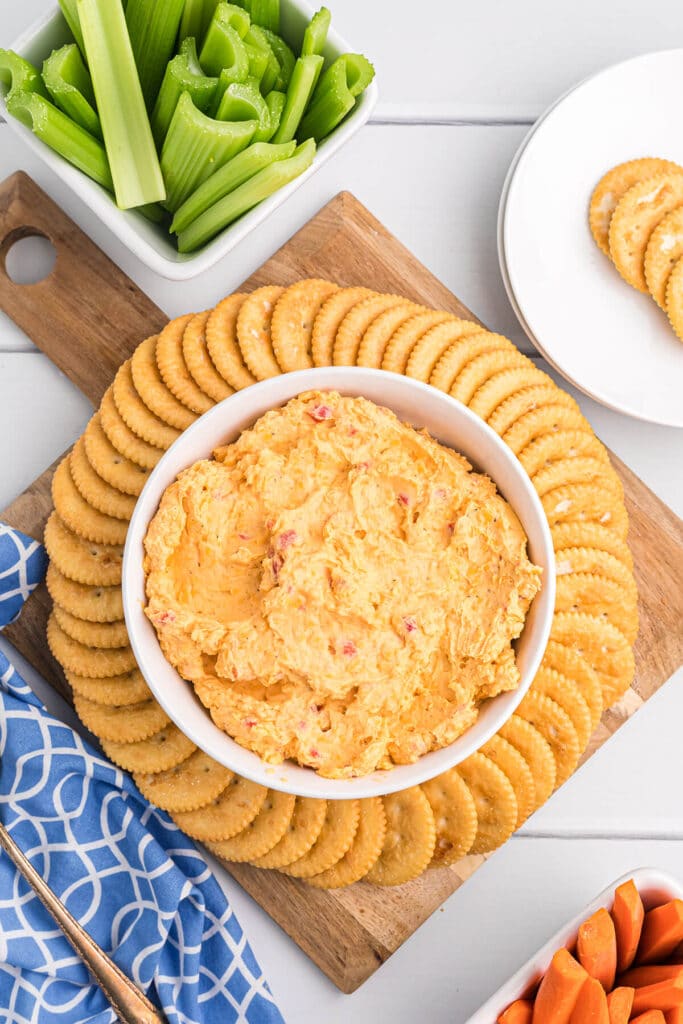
top-left (0, 229), bottom-right (56, 286)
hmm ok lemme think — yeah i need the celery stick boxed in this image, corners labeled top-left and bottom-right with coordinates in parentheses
top-left (170, 139), bottom-right (294, 232)
top-left (161, 91), bottom-right (256, 211)
top-left (299, 55), bottom-right (374, 142)
top-left (125, 0), bottom-right (186, 111)
top-left (78, 0), bottom-right (166, 208)
top-left (243, 25), bottom-right (279, 94)
top-left (200, 4), bottom-right (250, 76)
top-left (179, 0), bottom-right (217, 45)
top-left (264, 89), bottom-right (285, 140)
top-left (6, 91), bottom-right (112, 191)
top-left (260, 29), bottom-right (294, 90)
top-left (137, 201), bottom-right (167, 223)
top-left (271, 54), bottom-right (323, 144)
top-left (151, 37), bottom-right (217, 148)
top-left (177, 138), bottom-right (315, 251)
top-left (250, 0), bottom-right (279, 32)
top-left (209, 59), bottom-right (251, 116)
top-left (0, 50), bottom-right (49, 104)
top-left (42, 45), bottom-right (101, 140)
top-left (302, 7), bottom-right (330, 57)
top-left (58, 0), bottom-right (86, 55)
top-left (244, 43), bottom-right (269, 86)
top-left (216, 79), bottom-right (271, 141)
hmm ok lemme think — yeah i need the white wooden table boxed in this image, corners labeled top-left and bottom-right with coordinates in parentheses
top-left (1, 4), bottom-right (682, 1021)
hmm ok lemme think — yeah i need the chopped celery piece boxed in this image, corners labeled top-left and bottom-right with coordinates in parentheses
top-left (161, 91), bottom-right (256, 211)
top-left (302, 7), bottom-right (330, 57)
top-left (245, 44), bottom-right (269, 86)
top-left (170, 139), bottom-right (294, 232)
top-left (58, 0), bottom-right (86, 55)
top-left (125, 0), bottom-right (186, 110)
top-left (78, 0), bottom-right (166, 208)
top-left (250, 0), bottom-right (279, 32)
top-left (216, 79), bottom-right (271, 141)
top-left (260, 29), bottom-right (295, 90)
top-left (200, 4), bottom-right (250, 76)
top-left (7, 90), bottom-right (112, 191)
top-left (243, 25), bottom-right (279, 93)
top-left (177, 138), bottom-right (315, 251)
top-left (179, 0), bottom-right (217, 45)
top-left (151, 37), bottom-right (218, 148)
top-left (272, 54), bottom-right (323, 144)
top-left (0, 50), bottom-right (48, 104)
top-left (209, 60), bottom-right (251, 116)
top-left (42, 44), bottom-right (101, 140)
top-left (299, 54), bottom-right (374, 141)
top-left (264, 89), bottom-right (285, 140)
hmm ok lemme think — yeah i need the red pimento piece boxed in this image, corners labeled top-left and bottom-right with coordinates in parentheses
top-left (342, 641), bottom-right (357, 657)
top-left (277, 530), bottom-right (298, 549)
top-left (238, 532), bottom-right (250, 541)
top-left (243, 718), bottom-right (257, 729)
top-left (309, 748), bottom-right (320, 758)
top-left (156, 610), bottom-right (176, 625)
top-left (447, 522), bottom-right (455, 533)
top-left (397, 492), bottom-right (410, 506)
top-left (308, 404), bottom-right (333, 422)
top-left (403, 616), bottom-right (418, 633)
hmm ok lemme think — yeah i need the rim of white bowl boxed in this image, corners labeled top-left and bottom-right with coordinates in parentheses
top-left (123, 368), bottom-right (555, 798)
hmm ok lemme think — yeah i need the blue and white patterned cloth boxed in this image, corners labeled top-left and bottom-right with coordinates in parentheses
top-left (0, 523), bottom-right (285, 1024)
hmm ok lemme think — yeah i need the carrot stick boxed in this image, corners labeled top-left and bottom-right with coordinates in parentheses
top-left (577, 908), bottom-right (618, 991)
top-left (639, 902), bottom-right (683, 964)
top-left (620, 966), bottom-right (683, 989)
top-left (665, 1009), bottom-right (683, 1024)
top-left (532, 948), bottom-right (588, 1024)
top-left (606, 986), bottom-right (634, 1024)
top-left (632, 978), bottom-right (683, 1014)
top-left (631, 1013), bottom-right (666, 1023)
top-left (568, 977), bottom-right (609, 1023)
top-left (498, 998), bottom-right (534, 1024)
top-left (612, 879), bottom-right (645, 972)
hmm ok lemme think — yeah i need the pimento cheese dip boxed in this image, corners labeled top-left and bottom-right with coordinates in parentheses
top-left (143, 391), bottom-right (542, 779)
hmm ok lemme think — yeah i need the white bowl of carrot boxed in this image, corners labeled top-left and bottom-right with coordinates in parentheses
top-left (466, 868), bottom-right (683, 1024)
top-left (1, 0), bottom-right (377, 280)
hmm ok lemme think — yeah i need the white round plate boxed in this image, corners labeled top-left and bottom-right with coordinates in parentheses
top-left (501, 49), bottom-right (683, 427)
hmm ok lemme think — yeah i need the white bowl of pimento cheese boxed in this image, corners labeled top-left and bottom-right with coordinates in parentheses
top-left (123, 368), bottom-right (555, 799)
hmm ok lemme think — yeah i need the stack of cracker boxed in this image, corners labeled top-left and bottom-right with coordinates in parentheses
top-left (590, 157), bottom-right (683, 340)
top-left (44, 279), bottom-right (638, 889)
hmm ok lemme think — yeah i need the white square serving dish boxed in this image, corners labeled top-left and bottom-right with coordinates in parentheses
top-left (465, 867), bottom-right (683, 1023)
top-left (3, 2), bottom-right (378, 280)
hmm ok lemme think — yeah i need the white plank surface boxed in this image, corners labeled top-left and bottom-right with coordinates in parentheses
top-left (1, 3), bottom-right (683, 1024)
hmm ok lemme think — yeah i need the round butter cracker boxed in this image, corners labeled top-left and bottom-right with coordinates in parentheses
top-left (173, 775), bottom-right (268, 842)
top-left (83, 413), bottom-right (151, 494)
top-left (53, 604), bottom-right (128, 649)
top-left (251, 797), bottom-right (327, 869)
top-left (551, 521), bottom-right (634, 569)
top-left (236, 285), bottom-right (285, 380)
top-left (530, 667), bottom-right (593, 754)
top-left (555, 571), bottom-right (638, 643)
top-left (542, 640), bottom-right (603, 734)
top-left (497, 714), bottom-right (556, 810)
top-left (52, 458), bottom-right (128, 546)
top-left (542, 482), bottom-right (628, 538)
top-left (47, 612), bottom-right (135, 678)
top-left (70, 438), bottom-right (135, 522)
top-left (608, 172), bottom-right (683, 292)
top-left (405, 318), bottom-right (481, 383)
top-left (429, 330), bottom-right (513, 394)
top-left (334, 293), bottom-right (408, 366)
top-left (365, 787), bottom-right (436, 886)
top-left (457, 752), bottom-right (518, 854)
top-left (449, 348), bottom-right (530, 407)
top-left (481, 734), bottom-right (536, 829)
top-left (131, 334), bottom-right (197, 430)
top-left (282, 799), bottom-right (360, 879)
top-left (182, 309), bottom-right (234, 404)
top-left (356, 301), bottom-right (421, 368)
top-left (665, 255), bottom-right (683, 343)
top-left (46, 564), bottom-right (123, 622)
top-left (468, 366), bottom-right (560, 422)
top-left (519, 430), bottom-right (610, 478)
top-left (551, 611), bottom-right (635, 706)
top-left (44, 513), bottom-right (123, 588)
top-left (134, 749), bottom-right (232, 813)
top-left (156, 313), bottom-right (214, 414)
top-left (381, 309), bottom-right (453, 375)
top-left (99, 387), bottom-right (164, 471)
top-left (589, 158), bottom-right (682, 256)
top-left (421, 769), bottom-right (478, 868)
top-left (305, 797), bottom-right (387, 889)
top-left (489, 388), bottom-right (583, 439)
top-left (533, 456), bottom-right (622, 499)
top-left (73, 695), bottom-right (169, 743)
top-left (113, 360), bottom-right (181, 451)
top-left (208, 790), bottom-right (296, 863)
top-left (311, 286), bottom-right (375, 366)
top-left (206, 293), bottom-right (255, 390)
top-left (517, 691), bottom-right (580, 788)
top-left (644, 205), bottom-right (683, 308)
top-left (66, 668), bottom-right (151, 707)
top-left (102, 724), bottom-right (196, 774)
top-left (271, 278), bottom-right (339, 371)
top-left (502, 404), bottom-right (593, 453)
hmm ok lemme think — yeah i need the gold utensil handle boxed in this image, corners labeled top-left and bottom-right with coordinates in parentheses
top-left (0, 820), bottom-right (167, 1024)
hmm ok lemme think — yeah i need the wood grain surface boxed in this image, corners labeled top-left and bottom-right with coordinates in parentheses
top-left (1, 172), bottom-right (682, 993)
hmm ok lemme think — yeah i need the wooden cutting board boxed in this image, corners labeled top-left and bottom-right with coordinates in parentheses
top-left (1, 171), bottom-right (682, 994)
